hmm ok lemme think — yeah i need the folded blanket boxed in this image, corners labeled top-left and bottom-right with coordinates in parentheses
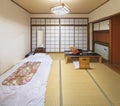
top-left (2, 62), bottom-right (41, 86)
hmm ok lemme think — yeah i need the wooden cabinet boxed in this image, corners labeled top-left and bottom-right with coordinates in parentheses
top-left (93, 20), bottom-right (109, 31)
top-left (100, 20), bottom-right (109, 30)
top-left (93, 14), bottom-right (120, 65)
top-left (93, 20), bottom-right (110, 44)
top-left (93, 23), bottom-right (99, 31)
top-left (93, 19), bottom-right (110, 60)
top-left (35, 47), bottom-right (45, 53)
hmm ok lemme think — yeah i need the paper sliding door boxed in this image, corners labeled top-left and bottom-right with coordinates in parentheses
top-left (46, 26), bottom-right (60, 52)
top-left (31, 26), bottom-right (45, 52)
top-left (75, 26), bottom-right (88, 50)
top-left (60, 26), bottom-right (74, 52)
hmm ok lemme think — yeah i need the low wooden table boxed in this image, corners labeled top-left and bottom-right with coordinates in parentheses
top-left (65, 52), bottom-right (102, 63)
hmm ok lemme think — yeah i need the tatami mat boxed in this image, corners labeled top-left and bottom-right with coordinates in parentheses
top-left (45, 60), bottom-right (60, 106)
top-left (48, 53), bottom-right (64, 60)
top-left (88, 63), bottom-right (120, 106)
top-left (45, 53), bottom-right (120, 106)
top-left (61, 60), bottom-right (110, 106)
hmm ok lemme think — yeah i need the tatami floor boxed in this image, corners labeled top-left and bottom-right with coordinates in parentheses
top-left (45, 53), bottom-right (120, 106)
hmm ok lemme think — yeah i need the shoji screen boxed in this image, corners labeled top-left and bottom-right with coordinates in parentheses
top-left (31, 18), bottom-right (46, 52)
top-left (31, 18), bottom-right (88, 52)
top-left (61, 26), bottom-right (74, 52)
top-left (37, 30), bottom-right (44, 47)
top-left (31, 18), bottom-right (45, 25)
top-left (60, 19), bottom-right (74, 52)
top-left (31, 26), bottom-right (45, 52)
top-left (75, 26), bottom-right (88, 50)
top-left (45, 19), bottom-right (59, 52)
top-left (74, 19), bottom-right (88, 50)
top-left (46, 26), bottom-right (59, 52)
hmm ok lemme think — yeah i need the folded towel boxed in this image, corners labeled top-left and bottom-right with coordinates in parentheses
top-left (73, 61), bottom-right (79, 69)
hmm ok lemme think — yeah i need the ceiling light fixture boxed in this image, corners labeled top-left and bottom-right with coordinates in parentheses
top-left (51, 0), bottom-right (70, 15)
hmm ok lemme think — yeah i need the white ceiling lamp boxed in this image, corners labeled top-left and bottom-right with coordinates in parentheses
top-left (51, 0), bottom-right (70, 15)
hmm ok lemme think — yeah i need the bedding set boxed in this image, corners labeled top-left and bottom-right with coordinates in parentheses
top-left (0, 53), bottom-right (52, 106)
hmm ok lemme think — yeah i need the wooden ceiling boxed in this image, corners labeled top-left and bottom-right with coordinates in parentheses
top-left (11, 0), bottom-right (109, 14)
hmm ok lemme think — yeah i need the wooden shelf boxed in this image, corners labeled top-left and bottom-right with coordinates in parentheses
top-left (93, 30), bottom-right (109, 44)
top-left (94, 41), bottom-right (109, 46)
top-left (93, 30), bottom-right (109, 32)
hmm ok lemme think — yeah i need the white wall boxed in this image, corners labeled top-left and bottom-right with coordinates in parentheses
top-left (89, 0), bottom-right (120, 22)
top-left (0, 0), bottom-right (30, 74)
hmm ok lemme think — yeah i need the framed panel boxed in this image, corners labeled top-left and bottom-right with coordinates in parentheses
top-left (31, 26), bottom-right (45, 52)
top-left (46, 26), bottom-right (60, 52)
top-left (60, 26), bottom-right (74, 51)
top-left (31, 18), bottom-right (88, 52)
top-left (46, 19), bottom-right (59, 25)
top-left (75, 26), bottom-right (88, 50)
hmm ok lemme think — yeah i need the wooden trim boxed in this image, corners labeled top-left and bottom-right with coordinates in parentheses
top-left (87, 23), bottom-right (90, 50)
top-left (30, 18), bottom-right (32, 52)
top-left (92, 23), bottom-right (95, 51)
top-left (109, 19), bottom-right (112, 63)
top-left (89, 0), bottom-right (110, 13)
top-left (73, 24), bottom-right (75, 48)
top-left (11, 0), bottom-right (31, 13)
top-left (94, 41), bottom-right (109, 46)
top-left (45, 21), bottom-right (46, 52)
top-left (93, 30), bottom-right (109, 32)
top-left (59, 18), bottom-right (61, 53)
top-left (31, 24), bottom-right (88, 26)
top-left (31, 12), bottom-right (89, 14)
top-left (31, 17), bottom-right (89, 19)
